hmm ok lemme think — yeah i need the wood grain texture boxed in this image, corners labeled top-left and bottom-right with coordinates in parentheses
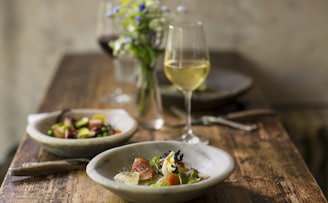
top-left (278, 109), bottom-right (328, 198)
top-left (0, 53), bottom-right (326, 203)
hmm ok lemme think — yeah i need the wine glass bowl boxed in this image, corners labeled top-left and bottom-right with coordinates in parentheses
top-left (97, 0), bottom-right (135, 104)
top-left (96, 0), bottom-right (119, 57)
top-left (97, 35), bottom-right (118, 57)
top-left (164, 22), bottom-right (211, 144)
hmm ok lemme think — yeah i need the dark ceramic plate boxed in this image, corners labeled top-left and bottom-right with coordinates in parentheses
top-left (157, 68), bottom-right (253, 109)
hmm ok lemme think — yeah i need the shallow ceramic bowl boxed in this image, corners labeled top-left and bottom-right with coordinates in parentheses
top-left (86, 141), bottom-right (235, 203)
top-left (26, 109), bottom-right (138, 158)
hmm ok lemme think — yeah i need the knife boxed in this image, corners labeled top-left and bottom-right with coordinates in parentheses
top-left (221, 108), bottom-right (275, 120)
top-left (9, 158), bottom-right (90, 176)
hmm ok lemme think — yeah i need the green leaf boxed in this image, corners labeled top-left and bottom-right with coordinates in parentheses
top-left (144, 45), bottom-right (156, 67)
top-left (150, 182), bottom-right (168, 187)
top-left (149, 155), bottom-right (161, 171)
top-left (179, 173), bottom-right (188, 184)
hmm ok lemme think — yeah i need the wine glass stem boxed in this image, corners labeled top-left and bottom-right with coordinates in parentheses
top-left (185, 91), bottom-right (193, 135)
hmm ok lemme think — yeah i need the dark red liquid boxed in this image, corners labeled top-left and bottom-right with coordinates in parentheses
top-left (97, 34), bottom-right (119, 57)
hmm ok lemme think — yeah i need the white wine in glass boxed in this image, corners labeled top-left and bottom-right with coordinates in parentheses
top-left (164, 22), bottom-right (210, 144)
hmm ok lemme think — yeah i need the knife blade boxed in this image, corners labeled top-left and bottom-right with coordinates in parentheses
top-left (9, 158), bottom-right (90, 176)
top-left (223, 108), bottom-right (275, 120)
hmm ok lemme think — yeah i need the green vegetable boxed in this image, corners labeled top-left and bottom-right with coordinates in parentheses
top-left (150, 182), bottom-right (168, 187)
top-left (149, 155), bottom-right (160, 171)
top-left (75, 117), bottom-right (89, 128)
top-left (51, 122), bottom-right (63, 130)
top-left (187, 179), bottom-right (198, 184)
top-left (189, 169), bottom-right (199, 179)
top-left (47, 130), bottom-right (54, 137)
top-left (178, 173), bottom-right (188, 184)
top-left (77, 127), bottom-right (95, 138)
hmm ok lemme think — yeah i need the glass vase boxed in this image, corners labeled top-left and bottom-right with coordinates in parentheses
top-left (136, 62), bottom-right (164, 130)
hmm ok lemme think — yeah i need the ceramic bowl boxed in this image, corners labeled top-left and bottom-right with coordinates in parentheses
top-left (86, 141), bottom-right (235, 203)
top-left (26, 109), bottom-right (138, 158)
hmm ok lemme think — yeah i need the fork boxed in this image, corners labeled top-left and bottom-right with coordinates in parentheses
top-left (201, 116), bottom-right (258, 131)
top-left (167, 107), bottom-right (273, 131)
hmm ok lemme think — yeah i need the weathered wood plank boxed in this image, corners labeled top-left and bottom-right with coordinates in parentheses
top-left (278, 109), bottom-right (328, 198)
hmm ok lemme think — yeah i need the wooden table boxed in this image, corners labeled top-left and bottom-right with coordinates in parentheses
top-left (0, 52), bottom-right (327, 203)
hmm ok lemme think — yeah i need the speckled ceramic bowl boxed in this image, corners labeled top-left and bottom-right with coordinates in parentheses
top-left (26, 109), bottom-right (138, 158)
top-left (86, 141), bottom-right (235, 203)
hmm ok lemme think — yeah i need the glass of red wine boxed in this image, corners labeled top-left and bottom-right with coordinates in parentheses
top-left (97, 0), bottom-right (136, 104)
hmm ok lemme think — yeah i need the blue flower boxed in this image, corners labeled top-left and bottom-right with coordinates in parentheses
top-left (105, 11), bottom-right (114, 17)
top-left (160, 5), bottom-right (169, 12)
top-left (105, 6), bottom-right (120, 17)
top-left (123, 38), bottom-right (132, 44)
top-left (147, 30), bottom-right (155, 36)
top-left (135, 15), bottom-right (142, 21)
top-left (176, 5), bottom-right (187, 13)
top-left (113, 6), bottom-right (120, 13)
top-left (138, 3), bottom-right (145, 12)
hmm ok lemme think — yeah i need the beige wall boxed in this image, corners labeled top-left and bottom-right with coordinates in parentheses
top-left (1, 0), bottom-right (328, 162)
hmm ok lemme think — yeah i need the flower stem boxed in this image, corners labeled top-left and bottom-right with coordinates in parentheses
top-left (137, 62), bottom-right (155, 116)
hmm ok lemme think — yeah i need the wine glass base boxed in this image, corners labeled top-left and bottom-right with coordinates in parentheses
top-left (175, 132), bottom-right (209, 145)
top-left (139, 118), bottom-right (164, 130)
top-left (100, 93), bottom-right (132, 104)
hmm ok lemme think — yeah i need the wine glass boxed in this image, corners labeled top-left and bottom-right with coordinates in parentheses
top-left (163, 22), bottom-right (211, 144)
top-left (97, 0), bottom-right (135, 104)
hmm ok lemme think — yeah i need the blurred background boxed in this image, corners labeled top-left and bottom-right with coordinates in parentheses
top-left (0, 0), bottom-right (327, 196)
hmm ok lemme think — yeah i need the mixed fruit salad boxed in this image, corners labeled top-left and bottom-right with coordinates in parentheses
top-left (114, 150), bottom-right (207, 186)
top-left (47, 112), bottom-right (121, 139)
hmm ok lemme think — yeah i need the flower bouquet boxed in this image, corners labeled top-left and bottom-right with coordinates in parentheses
top-left (107, 0), bottom-right (187, 129)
